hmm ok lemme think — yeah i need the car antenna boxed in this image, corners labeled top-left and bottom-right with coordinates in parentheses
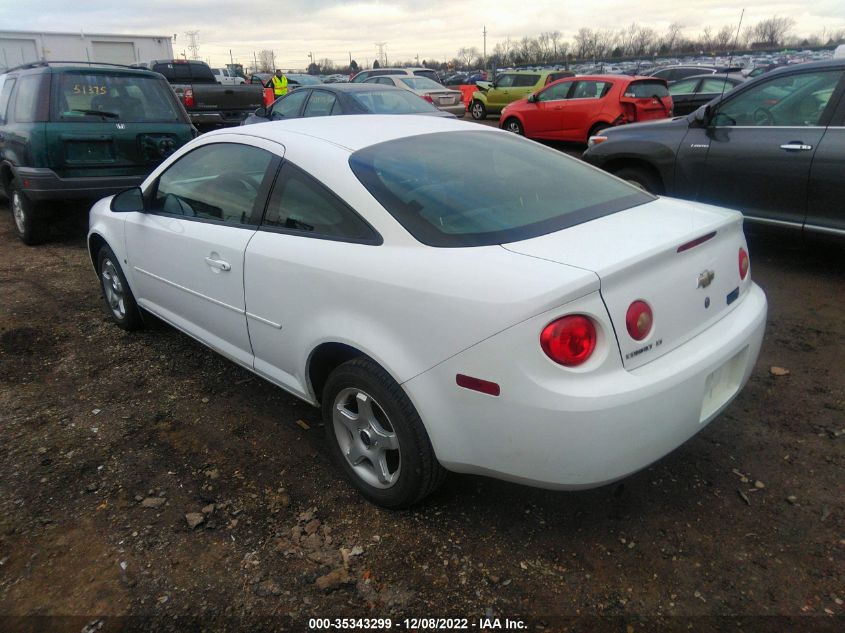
top-left (719, 8), bottom-right (745, 102)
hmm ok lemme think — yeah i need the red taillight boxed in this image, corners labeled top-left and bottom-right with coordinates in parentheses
top-left (625, 300), bottom-right (653, 341)
top-left (421, 95), bottom-right (434, 103)
top-left (739, 247), bottom-right (749, 280)
top-left (540, 315), bottom-right (597, 367)
top-left (183, 88), bottom-right (195, 108)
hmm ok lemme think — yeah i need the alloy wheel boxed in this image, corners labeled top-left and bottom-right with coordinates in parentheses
top-left (101, 258), bottom-right (126, 320)
top-left (332, 387), bottom-right (401, 489)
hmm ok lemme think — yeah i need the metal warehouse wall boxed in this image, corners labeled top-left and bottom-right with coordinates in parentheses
top-left (0, 31), bottom-right (174, 70)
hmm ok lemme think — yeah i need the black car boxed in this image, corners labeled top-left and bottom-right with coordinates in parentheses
top-left (669, 73), bottom-right (745, 115)
top-left (241, 83), bottom-right (454, 125)
top-left (583, 59), bottom-right (845, 238)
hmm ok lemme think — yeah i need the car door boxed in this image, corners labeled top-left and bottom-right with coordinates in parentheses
top-left (668, 77), bottom-right (702, 115)
top-left (695, 68), bottom-right (844, 227)
top-left (487, 73), bottom-right (516, 110)
top-left (243, 162), bottom-right (381, 398)
top-left (806, 84), bottom-right (845, 234)
top-left (511, 74), bottom-right (541, 102)
top-left (556, 80), bottom-right (612, 140)
top-left (124, 137), bottom-right (280, 367)
top-left (530, 80), bottom-right (574, 135)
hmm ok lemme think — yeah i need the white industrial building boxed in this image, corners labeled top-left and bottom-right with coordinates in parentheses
top-left (0, 30), bottom-right (174, 70)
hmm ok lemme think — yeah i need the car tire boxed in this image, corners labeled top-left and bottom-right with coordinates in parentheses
top-left (470, 100), bottom-right (487, 120)
top-left (322, 357), bottom-right (446, 509)
top-left (9, 181), bottom-right (47, 245)
top-left (97, 244), bottom-right (144, 331)
top-left (503, 117), bottom-right (524, 135)
top-left (612, 166), bottom-right (662, 194)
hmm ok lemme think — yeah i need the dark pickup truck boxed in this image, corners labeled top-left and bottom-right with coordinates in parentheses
top-left (139, 60), bottom-right (263, 130)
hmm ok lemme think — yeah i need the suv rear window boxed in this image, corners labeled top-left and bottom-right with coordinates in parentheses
top-left (350, 131), bottom-right (651, 247)
top-left (53, 73), bottom-right (182, 123)
top-left (152, 62), bottom-right (216, 83)
top-left (625, 80), bottom-right (669, 98)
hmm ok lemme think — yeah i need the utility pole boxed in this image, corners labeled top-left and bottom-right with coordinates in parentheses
top-left (185, 30), bottom-right (200, 60)
top-left (253, 51), bottom-right (258, 74)
top-left (483, 25), bottom-right (487, 68)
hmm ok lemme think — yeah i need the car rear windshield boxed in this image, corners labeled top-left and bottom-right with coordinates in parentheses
top-left (399, 76), bottom-right (444, 91)
top-left (624, 80), bottom-right (670, 98)
top-left (350, 90), bottom-right (439, 114)
top-left (53, 73), bottom-right (182, 123)
top-left (412, 69), bottom-right (441, 83)
top-left (350, 131), bottom-right (651, 247)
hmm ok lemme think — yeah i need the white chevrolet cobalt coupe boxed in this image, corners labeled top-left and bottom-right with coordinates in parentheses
top-left (88, 115), bottom-right (767, 508)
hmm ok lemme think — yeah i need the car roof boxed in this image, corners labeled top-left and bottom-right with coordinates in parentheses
top-left (762, 58), bottom-right (845, 75)
top-left (678, 73), bottom-right (744, 82)
top-left (210, 114), bottom-right (493, 153)
top-left (3, 61), bottom-right (159, 76)
top-left (292, 83), bottom-right (405, 93)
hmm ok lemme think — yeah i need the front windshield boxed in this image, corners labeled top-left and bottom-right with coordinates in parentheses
top-left (350, 90), bottom-right (439, 114)
top-left (350, 130), bottom-right (651, 247)
top-left (54, 73), bottom-right (181, 122)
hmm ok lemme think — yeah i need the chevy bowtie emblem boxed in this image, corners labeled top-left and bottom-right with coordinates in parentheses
top-left (697, 269), bottom-right (715, 288)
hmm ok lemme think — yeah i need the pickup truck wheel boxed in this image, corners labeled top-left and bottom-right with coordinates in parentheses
top-left (322, 358), bottom-right (446, 509)
top-left (470, 100), bottom-right (487, 120)
top-left (611, 166), bottom-right (661, 194)
top-left (98, 245), bottom-right (144, 331)
top-left (10, 182), bottom-right (46, 245)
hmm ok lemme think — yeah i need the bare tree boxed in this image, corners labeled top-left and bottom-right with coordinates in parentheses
top-left (752, 16), bottom-right (795, 48)
top-left (714, 25), bottom-right (735, 51)
top-left (664, 22), bottom-right (684, 52)
top-left (257, 50), bottom-right (275, 72)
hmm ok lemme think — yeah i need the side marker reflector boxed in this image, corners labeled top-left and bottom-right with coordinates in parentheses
top-left (456, 374), bottom-right (500, 396)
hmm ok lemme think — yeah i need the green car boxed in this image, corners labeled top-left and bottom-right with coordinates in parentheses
top-left (470, 69), bottom-right (574, 120)
top-left (0, 61), bottom-right (194, 244)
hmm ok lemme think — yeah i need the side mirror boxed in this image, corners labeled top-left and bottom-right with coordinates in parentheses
top-left (254, 106), bottom-right (267, 118)
top-left (693, 104), bottom-right (711, 126)
top-left (527, 94), bottom-right (538, 103)
top-left (110, 187), bottom-right (145, 213)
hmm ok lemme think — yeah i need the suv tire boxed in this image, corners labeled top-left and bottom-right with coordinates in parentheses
top-left (470, 100), bottom-right (487, 120)
top-left (10, 181), bottom-right (47, 245)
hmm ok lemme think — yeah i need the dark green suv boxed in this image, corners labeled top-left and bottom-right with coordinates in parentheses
top-left (0, 62), bottom-right (194, 244)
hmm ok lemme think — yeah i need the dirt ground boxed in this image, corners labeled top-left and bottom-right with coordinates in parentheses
top-left (0, 200), bottom-right (842, 633)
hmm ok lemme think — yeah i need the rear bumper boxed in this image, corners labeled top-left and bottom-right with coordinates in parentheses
top-left (189, 111), bottom-right (251, 127)
top-left (15, 168), bottom-right (144, 202)
top-left (404, 283), bottom-right (767, 489)
top-left (438, 104), bottom-right (467, 117)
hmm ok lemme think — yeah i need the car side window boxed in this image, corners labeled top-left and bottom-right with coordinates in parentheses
top-left (303, 91), bottom-right (337, 117)
top-left (538, 81), bottom-right (571, 102)
top-left (374, 77), bottom-right (394, 86)
top-left (0, 78), bottom-right (16, 124)
top-left (150, 143), bottom-right (274, 225)
top-left (699, 78), bottom-right (733, 93)
top-left (571, 81), bottom-right (609, 99)
top-left (262, 163), bottom-right (378, 242)
top-left (271, 90), bottom-right (308, 119)
top-left (668, 78), bottom-right (700, 95)
top-left (713, 70), bottom-right (843, 127)
top-left (495, 74), bottom-right (516, 88)
top-left (513, 74), bottom-right (541, 88)
top-left (14, 75), bottom-right (40, 123)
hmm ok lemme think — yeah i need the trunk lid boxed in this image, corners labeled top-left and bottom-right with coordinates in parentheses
top-left (503, 197), bottom-right (749, 369)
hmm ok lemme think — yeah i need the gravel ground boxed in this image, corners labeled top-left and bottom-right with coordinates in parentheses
top-left (0, 192), bottom-right (843, 633)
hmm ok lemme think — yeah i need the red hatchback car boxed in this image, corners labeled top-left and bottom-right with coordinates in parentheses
top-left (499, 75), bottom-right (673, 143)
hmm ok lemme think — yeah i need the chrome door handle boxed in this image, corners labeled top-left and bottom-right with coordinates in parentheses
top-left (779, 143), bottom-right (813, 151)
top-left (205, 257), bottom-right (231, 271)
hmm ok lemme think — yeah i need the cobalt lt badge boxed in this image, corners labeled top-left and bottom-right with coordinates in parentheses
top-left (697, 269), bottom-right (715, 289)
top-left (116, 123), bottom-right (126, 129)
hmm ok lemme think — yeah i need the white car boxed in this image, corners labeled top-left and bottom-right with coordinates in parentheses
top-left (88, 115), bottom-right (767, 508)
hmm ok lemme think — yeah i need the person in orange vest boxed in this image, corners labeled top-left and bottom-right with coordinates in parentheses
top-left (265, 69), bottom-right (288, 97)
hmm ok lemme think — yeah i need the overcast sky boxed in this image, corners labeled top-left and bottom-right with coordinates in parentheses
top-left (2, 0), bottom-right (845, 69)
